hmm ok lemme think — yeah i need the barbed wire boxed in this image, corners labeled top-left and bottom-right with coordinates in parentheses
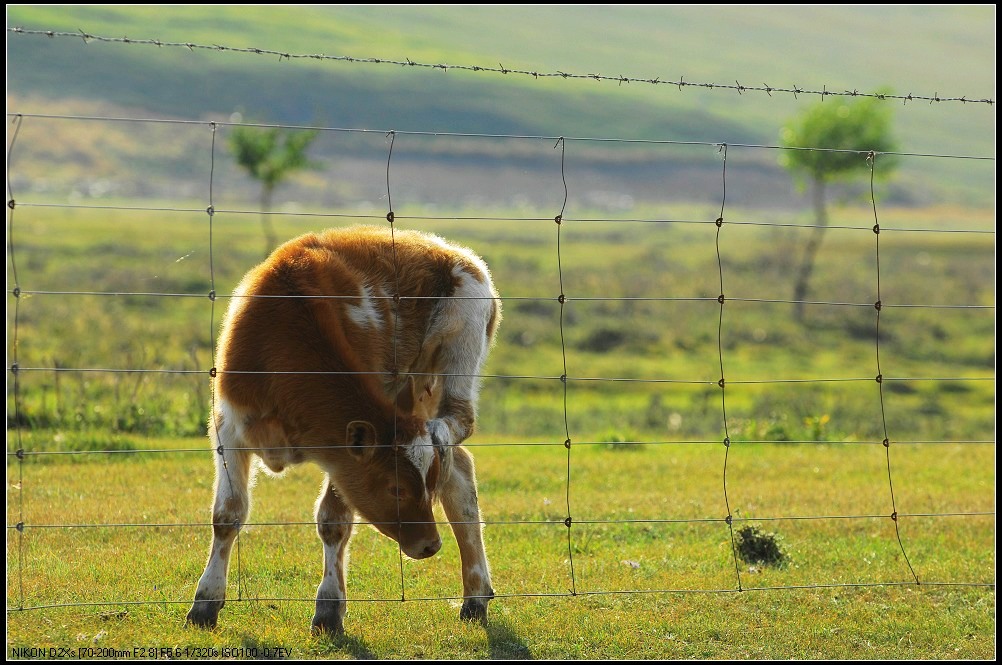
top-left (5, 112), bottom-right (995, 617)
top-left (6, 27), bottom-right (995, 106)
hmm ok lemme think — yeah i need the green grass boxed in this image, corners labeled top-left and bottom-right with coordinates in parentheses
top-left (5, 9), bottom-right (996, 653)
top-left (5, 440), bottom-right (995, 659)
top-left (7, 203), bottom-right (994, 444)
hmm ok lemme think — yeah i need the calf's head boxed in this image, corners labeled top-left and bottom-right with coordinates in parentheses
top-left (340, 417), bottom-right (444, 560)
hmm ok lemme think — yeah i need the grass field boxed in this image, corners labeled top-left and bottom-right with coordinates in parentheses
top-left (6, 196), bottom-right (995, 658)
top-left (7, 202), bottom-right (995, 446)
top-left (5, 440), bottom-right (996, 659)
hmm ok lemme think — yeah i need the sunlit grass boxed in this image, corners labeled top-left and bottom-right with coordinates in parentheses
top-left (5, 439), bottom-right (995, 658)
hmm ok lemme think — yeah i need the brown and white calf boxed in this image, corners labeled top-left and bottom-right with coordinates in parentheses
top-left (185, 226), bottom-right (500, 634)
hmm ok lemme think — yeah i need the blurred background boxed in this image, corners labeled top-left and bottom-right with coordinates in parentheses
top-left (6, 5), bottom-right (995, 446)
top-left (6, 5), bottom-right (995, 209)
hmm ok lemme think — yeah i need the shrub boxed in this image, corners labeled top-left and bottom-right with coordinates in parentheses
top-left (735, 525), bottom-right (789, 567)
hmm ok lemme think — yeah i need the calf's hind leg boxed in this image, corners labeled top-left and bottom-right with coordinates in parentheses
top-left (186, 419), bottom-right (254, 629)
top-left (311, 476), bottom-right (355, 635)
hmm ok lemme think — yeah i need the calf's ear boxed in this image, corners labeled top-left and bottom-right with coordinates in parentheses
top-left (346, 420), bottom-right (378, 459)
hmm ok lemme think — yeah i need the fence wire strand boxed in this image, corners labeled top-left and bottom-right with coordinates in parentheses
top-left (385, 129), bottom-right (411, 602)
top-left (713, 144), bottom-right (746, 592)
top-left (552, 137), bottom-right (578, 597)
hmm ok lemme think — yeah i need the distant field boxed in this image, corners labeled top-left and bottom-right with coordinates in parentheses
top-left (6, 203), bottom-right (995, 447)
top-left (7, 5), bottom-right (994, 147)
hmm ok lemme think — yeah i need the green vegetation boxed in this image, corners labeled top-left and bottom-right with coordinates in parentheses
top-left (735, 526), bottom-right (789, 567)
top-left (228, 125), bottom-right (322, 255)
top-left (4, 6), bottom-right (996, 655)
top-left (7, 204), bottom-right (994, 448)
top-left (780, 94), bottom-right (899, 319)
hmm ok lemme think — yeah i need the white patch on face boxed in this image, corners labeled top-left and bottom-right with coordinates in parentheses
top-left (402, 433), bottom-right (436, 482)
top-left (346, 283), bottom-right (383, 330)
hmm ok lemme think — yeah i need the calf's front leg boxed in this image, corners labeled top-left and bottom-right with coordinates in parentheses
top-left (440, 445), bottom-right (494, 622)
top-left (311, 476), bottom-right (355, 635)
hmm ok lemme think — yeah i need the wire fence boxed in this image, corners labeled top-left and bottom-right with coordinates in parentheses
top-left (5, 113), bottom-right (996, 613)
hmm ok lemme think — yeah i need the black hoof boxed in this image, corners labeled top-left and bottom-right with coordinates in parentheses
top-left (311, 598), bottom-right (345, 636)
top-left (459, 590), bottom-right (493, 623)
top-left (185, 599), bottom-right (224, 629)
top-left (311, 615), bottom-right (345, 637)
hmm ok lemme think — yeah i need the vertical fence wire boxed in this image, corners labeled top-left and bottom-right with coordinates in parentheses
top-left (867, 151), bottom-right (920, 583)
top-left (553, 137), bottom-right (577, 596)
top-left (384, 130), bottom-right (409, 602)
top-left (7, 113), bottom-right (26, 611)
top-left (204, 120), bottom-right (247, 604)
top-left (713, 144), bottom-right (743, 590)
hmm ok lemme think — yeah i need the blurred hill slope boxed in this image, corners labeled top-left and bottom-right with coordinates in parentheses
top-left (6, 5), bottom-right (995, 208)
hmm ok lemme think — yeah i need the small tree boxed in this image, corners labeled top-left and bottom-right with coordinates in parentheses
top-left (228, 126), bottom-right (321, 256)
top-left (779, 94), bottom-right (898, 321)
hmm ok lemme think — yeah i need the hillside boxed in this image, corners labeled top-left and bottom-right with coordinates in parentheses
top-left (5, 5), bottom-right (996, 209)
